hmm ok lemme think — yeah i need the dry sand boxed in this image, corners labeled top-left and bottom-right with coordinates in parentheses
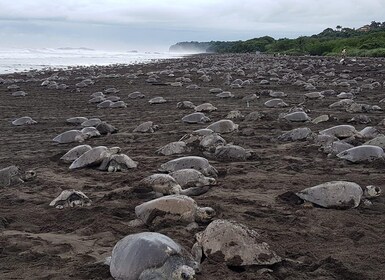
top-left (1, 54), bottom-right (385, 280)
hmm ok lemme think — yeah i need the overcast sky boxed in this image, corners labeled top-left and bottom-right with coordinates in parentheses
top-left (0, 0), bottom-right (383, 51)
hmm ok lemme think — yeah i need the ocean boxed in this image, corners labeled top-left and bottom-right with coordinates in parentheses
top-left (0, 48), bottom-right (183, 74)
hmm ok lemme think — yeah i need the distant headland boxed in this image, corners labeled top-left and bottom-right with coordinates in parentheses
top-left (169, 21), bottom-right (385, 57)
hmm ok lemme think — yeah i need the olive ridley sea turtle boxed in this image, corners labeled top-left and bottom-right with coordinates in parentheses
top-left (0, 165), bottom-right (36, 187)
top-left (295, 181), bottom-right (381, 209)
top-left (49, 189), bottom-right (91, 209)
top-left (192, 219), bottom-right (281, 266)
top-left (182, 112), bottom-right (211, 124)
top-left (69, 146), bottom-right (121, 170)
top-left (132, 195), bottom-right (215, 226)
top-left (159, 156), bottom-right (218, 178)
top-left (53, 130), bottom-right (89, 144)
top-left (141, 174), bottom-right (212, 196)
top-left (336, 145), bottom-right (385, 162)
top-left (12, 116), bottom-right (37, 126)
top-left (170, 169), bottom-right (216, 188)
top-left (60, 145), bottom-right (92, 162)
top-left (206, 119), bottom-right (238, 134)
top-left (109, 232), bottom-right (198, 280)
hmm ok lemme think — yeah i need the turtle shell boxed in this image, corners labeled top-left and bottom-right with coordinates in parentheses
top-left (110, 232), bottom-right (186, 280)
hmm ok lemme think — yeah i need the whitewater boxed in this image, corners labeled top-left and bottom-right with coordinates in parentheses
top-left (0, 48), bottom-right (183, 74)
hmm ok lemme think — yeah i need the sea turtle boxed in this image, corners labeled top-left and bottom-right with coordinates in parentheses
top-left (69, 146), bottom-right (121, 170)
top-left (11, 116), bottom-right (37, 126)
top-left (364, 135), bottom-right (385, 149)
top-left (192, 219), bottom-right (281, 266)
top-left (244, 111), bottom-right (263, 121)
top-left (60, 144), bottom-right (92, 162)
top-left (242, 94), bottom-right (258, 107)
top-left (329, 99), bottom-right (354, 108)
top-left (206, 144), bottom-right (251, 161)
top-left (100, 154), bottom-right (138, 172)
top-left (319, 125), bottom-right (360, 139)
top-left (104, 87), bottom-right (119, 94)
top-left (182, 113), bottom-right (211, 124)
top-left (97, 100), bottom-right (113, 108)
top-left (170, 169), bottom-right (216, 188)
top-left (49, 189), bottom-right (91, 209)
top-left (90, 92), bottom-right (105, 98)
top-left (140, 174), bottom-right (211, 196)
top-left (81, 127), bottom-right (101, 138)
top-left (149, 97), bottom-right (167, 104)
top-left (278, 127), bottom-right (313, 141)
top-left (109, 232), bottom-right (198, 280)
top-left (89, 96), bottom-right (106, 103)
top-left (133, 121), bottom-right (159, 133)
top-left (282, 111), bottom-right (311, 122)
top-left (194, 103), bottom-right (217, 112)
top-left (186, 84), bottom-right (200, 89)
top-left (264, 98), bottom-right (288, 108)
top-left (312, 115), bottom-right (329, 124)
top-left (209, 88), bottom-right (222, 93)
top-left (128, 91), bottom-right (145, 98)
top-left (106, 96), bottom-right (121, 102)
top-left (53, 130), bottom-right (89, 144)
top-left (96, 122), bottom-right (118, 135)
top-left (132, 195), bottom-right (215, 226)
top-left (269, 91), bottom-right (287, 97)
top-left (0, 165), bottom-right (36, 187)
top-left (179, 129), bottom-right (215, 145)
top-left (12, 91), bottom-right (27, 97)
top-left (322, 141), bottom-right (354, 155)
top-left (206, 119), bottom-right (238, 134)
top-left (66, 117), bottom-right (88, 125)
top-left (110, 101), bottom-right (127, 108)
top-left (216, 91), bottom-right (234, 98)
top-left (159, 156), bottom-right (218, 178)
top-left (81, 118), bottom-right (102, 127)
top-left (336, 145), bottom-right (385, 162)
top-left (304, 91), bottom-right (324, 99)
top-left (156, 141), bottom-right (192, 156)
top-left (199, 133), bottom-right (227, 152)
top-left (337, 92), bottom-right (354, 99)
top-left (176, 101), bottom-right (195, 109)
top-left (226, 110), bottom-right (244, 120)
top-left (295, 181), bottom-right (381, 209)
top-left (359, 127), bottom-right (379, 139)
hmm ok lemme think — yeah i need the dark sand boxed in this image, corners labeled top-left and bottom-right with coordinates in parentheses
top-left (1, 54), bottom-right (385, 280)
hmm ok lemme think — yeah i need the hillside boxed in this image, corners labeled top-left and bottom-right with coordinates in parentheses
top-left (169, 21), bottom-right (385, 57)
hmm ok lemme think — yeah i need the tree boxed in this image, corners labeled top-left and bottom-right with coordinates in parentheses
top-left (336, 25), bottom-right (342, 31)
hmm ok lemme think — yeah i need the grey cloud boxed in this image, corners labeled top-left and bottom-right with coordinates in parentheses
top-left (0, 0), bottom-right (384, 50)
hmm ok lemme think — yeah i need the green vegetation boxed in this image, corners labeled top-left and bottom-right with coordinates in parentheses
top-left (169, 21), bottom-right (385, 57)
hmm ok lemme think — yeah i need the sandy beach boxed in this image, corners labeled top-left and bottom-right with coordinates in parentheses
top-left (1, 53), bottom-right (385, 280)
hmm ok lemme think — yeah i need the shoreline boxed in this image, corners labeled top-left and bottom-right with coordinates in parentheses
top-left (1, 53), bottom-right (385, 279)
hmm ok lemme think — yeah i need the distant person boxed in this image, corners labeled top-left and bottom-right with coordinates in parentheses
top-left (341, 48), bottom-right (346, 57)
top-left (340, 48), bottom-right (347, 65)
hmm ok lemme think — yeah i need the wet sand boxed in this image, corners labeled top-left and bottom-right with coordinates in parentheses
top-left (1, 54), bottom-right (385, 280)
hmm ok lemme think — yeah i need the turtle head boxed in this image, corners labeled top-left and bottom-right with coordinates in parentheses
top-left (195, 207), bottom-right (216, 223)
top-left (172, 265), bottom-right (195, 280)
top-left (23, 170), bottom-right (37, 181)
top-left (205, 166), bottom-right (218, 178)
top-left (363, 185), bottom-right (382, 198)
top-left (170, 184), bottom-right (183, 194)
top-left (109, 147), bottom-right (121, 155)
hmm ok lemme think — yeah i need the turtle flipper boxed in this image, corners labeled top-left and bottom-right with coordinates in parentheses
top-left (181, 186), bottom-right (211, 196)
